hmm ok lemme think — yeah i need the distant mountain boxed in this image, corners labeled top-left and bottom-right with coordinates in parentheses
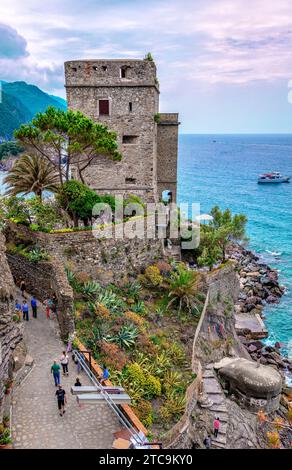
top-left (0, 80), bottom-right (67, 141)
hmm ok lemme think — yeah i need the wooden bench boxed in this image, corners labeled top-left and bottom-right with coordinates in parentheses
top-left (71, 386), bottom-right (124, 395)
top-left (76, 393), bottom-right (131, 405)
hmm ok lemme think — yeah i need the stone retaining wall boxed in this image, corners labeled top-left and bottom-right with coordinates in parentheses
top-left (5, 220), bottom-right (163, 285)
top-left (0, 233), bottom-right (23, 421)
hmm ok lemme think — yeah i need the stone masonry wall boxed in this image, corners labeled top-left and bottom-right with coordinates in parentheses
top-left (65, 59), bottom-right (159, 203)
top-left (0, 233), bottom-right (23, 419)
top-left (157, 113), bottom-right (179, 202)
top-left (4, 220), bottom-right (163, 286)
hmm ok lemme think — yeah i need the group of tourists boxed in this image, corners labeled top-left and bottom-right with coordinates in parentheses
top-left (15, 280), bottom-right (57, 321)
top-left (51, 353), bottom-right (110, 416)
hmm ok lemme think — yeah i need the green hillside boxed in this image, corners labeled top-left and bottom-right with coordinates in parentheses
top-left (0, 80), bottom-right (67, 141)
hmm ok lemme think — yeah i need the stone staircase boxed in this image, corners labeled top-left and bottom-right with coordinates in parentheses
top-left (163, 243), bottom-right (182, 263)
top-left (202, 364), bottom-right (229, 449)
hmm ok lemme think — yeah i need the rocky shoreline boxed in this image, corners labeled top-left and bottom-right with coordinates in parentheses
top-left (228, 244), bottom-right (292, 380)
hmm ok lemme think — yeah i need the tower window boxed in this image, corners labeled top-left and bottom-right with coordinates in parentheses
top-left (122, 135), bottom-right (138, 144)
top-left (99, 99), bottom-right (109, 116)
top-left (102, 65), bottom-right (108, 71)
top-left (93, 66), bottom-right (98, 71)
top-left (125, 177), bottom-right (136, 184)
top-left (129, 102), bottom-right (133, 112)
top-left (120, 66), bottom-right (130, 78)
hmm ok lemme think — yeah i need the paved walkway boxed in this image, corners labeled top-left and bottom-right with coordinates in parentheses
top-left (11, 292), bottom-right (121, 449)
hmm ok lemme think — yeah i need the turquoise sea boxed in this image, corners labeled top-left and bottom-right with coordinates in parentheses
top-left (178, 134), bottom-right (292, 357)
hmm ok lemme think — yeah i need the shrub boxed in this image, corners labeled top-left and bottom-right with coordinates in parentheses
top-left (108, 324), bottom-right (138, 350)
top-left (125, 362), bottom-right (161, 399)
top-left (141, 265), bottom-right (163, 287)
top-left (124, 311), bottom-right (145, 328)
top-left (131, 300), bottom-right (147, 315)
top-left (133, 400), bottom-right (153, 427)
top-left (168, 342), bottom-right (186, 366)
top-left (159, 394), bottom-right (186, 422)
top-left (26, 247), bottom-right (50, 263)
top-left (98, 341), bottom-right (128, 371)
top-left (144, 375), bottom-right (161, 399)
top-left (81, 281), bottom-right (100, 299)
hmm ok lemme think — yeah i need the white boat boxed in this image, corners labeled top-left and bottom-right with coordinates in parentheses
top-left (258, 172), bottom-right (290, 184)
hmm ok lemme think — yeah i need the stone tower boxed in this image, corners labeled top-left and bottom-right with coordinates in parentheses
top-left (64, 59), bottom-right (179, 203)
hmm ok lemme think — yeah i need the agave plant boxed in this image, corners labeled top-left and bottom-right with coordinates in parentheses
top-left (144, 351), bottom-right (171, 378)
top-left (97, 289), bottom-right (126, 313)
top-left (107, 324), bottom-right (138, 350)
top-left (65, 268), bottom-right (82, 293)
top-left (163, 371), bottom-right (183, 396)
top-left (132, 300), bottom-right (146, 315)
top-left (124, 281), bottom-right (142, 300)
top-left (27, 246), bottom-right (50, 263)
top-left (81, 281), bottom-right (100, 299)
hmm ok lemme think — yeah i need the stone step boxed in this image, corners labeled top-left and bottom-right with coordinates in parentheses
top-left (202, 371), bottom-right (215, 378)
top-left (203, 381), bottom-right (222, 394)
top-left (212, 440), bottom-right (226, 449)
top-left (205, 364), bottom-right (214, 371)
top-left (211, 434), bottom-right (227, 446)
top-left (206, 394), bottom-right (225, 405)
top-left (209, 404), bottom-right (228, 412)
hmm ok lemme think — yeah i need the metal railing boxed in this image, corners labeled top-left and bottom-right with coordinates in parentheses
top-left (72, 349), bottom-right (146, 447)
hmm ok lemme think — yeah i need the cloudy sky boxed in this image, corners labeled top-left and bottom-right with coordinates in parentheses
top-left (1, 0), bottom-right (292, 133)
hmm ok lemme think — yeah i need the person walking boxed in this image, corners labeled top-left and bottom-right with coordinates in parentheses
top-left (44, 298), bottom-right (51, 319)
top-left (60, 351), bottom-right (69, 376)
top-left (51, 360), bottom-right (61, 387)
top-left (15, 300), bottom-right (22, 320)
top-left (55, 385), bottom-right (67, 416)
top-left (22, 300), bottom-right (29, 321)
top-left (213, 417), bottom-right (220, 438)
top-left (203, 435), bottom-right (211, 449)
top-left (31, 296), bottom-right (38, 319)
top-left (20, 280), bottom-right (26, 298)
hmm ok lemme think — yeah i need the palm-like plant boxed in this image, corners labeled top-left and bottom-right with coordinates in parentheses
top-left (4, 154), bottom-right (59, 200)
top-left (166, 266), bottom-right (201, 313)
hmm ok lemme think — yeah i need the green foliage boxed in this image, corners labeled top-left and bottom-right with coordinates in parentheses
top-left (131, 300), bottom-right (146, 315)
top-left (80, 281), bottom-right (100, 300)
top-left (4, 154), bottom-right (59, 199)
top-left (159, 393), bottom-right (186, 422)
top-left (133, 400), bottom-right (153, 427)
top-left (144, 52), bottom-right (154, 61)
top-left (0, 195), bottom-right (30, 224)
top-left (140, 265), bottom-right (163, 287)
top-left (14, 107), bottom-right (121, 185)
top-left (96, 290), bottom-right (126, 313)
top-left (210, 206), bottom-right (248, 261)
top-left (26, 246), bottom-right (50, 263)
top-left (125, 362), bottom-right (161, 399)
top-left (56, 179), bottom-right (116, 226)
top-left (0, 426), bottom-right (12, 445)
top-left (107, 324), bottom-right (138, 350)
top-left (0, 141), bottom-right (23, 160)
top-left (123, 281), bottom-right (142, 300)
top-left (166, 264), bottom-right (201, 313)
top-left (154, 113), bottom-right (161, 123)
top-left (27, 197), bottom-right (61, 230)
